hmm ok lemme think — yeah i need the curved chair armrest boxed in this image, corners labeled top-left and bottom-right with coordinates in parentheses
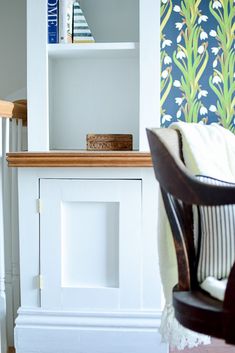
top-left (147, 128), bottom-right (235, 206)
top-left (194, 179), bottom-right (235, 207)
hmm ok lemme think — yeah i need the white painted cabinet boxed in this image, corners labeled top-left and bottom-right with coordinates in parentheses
top-left (11, 0), bottom-right (165, 352)
top-left (13, 166), bottom-right (167, 353)
top-left (40, 179), bottom-right (142, 310)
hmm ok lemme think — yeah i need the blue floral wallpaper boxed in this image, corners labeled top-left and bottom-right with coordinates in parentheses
top-left (160, 0), bottom-right (235, 131)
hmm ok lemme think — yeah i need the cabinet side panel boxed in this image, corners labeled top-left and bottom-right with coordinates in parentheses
top-left (18, 169), bottom-right (40, 307)
top-left (27, 0), bottom-right (49, 151)
top-left (139, 0), bottom-right (160, 151)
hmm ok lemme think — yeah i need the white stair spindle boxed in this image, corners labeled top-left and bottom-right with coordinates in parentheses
top-left (0, 119), bottom-right (8, 353)
top-left (9, 120), bottom-right (20, 330)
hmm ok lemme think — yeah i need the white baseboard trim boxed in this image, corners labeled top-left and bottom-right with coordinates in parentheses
top-left (15, 308), bottom-right (168, 353)
top-left (16, 307), bottom-right (162, 328)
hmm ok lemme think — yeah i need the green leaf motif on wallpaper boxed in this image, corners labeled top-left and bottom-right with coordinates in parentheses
top-left (173, 0), bottom-right (209, 123)
top-left (209, 0), bottom-right (235, 132)
top-left (160, 0), bottom-right (173, 125)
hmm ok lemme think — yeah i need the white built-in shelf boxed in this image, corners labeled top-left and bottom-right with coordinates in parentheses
top-left (48, 42), bottom-right (139, 59)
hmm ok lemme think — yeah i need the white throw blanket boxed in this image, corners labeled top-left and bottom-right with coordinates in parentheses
top-left (158, 122), bottom-right (235, 349)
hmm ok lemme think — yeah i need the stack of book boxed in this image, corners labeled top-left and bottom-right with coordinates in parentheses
top-left (48, 0), bottom-right (95, 44)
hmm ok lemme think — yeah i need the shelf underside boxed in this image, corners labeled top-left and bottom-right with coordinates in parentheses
top-left (48, 43), bottom-right (139, 59)
top-left (7, 151), bottom-right (152, 168)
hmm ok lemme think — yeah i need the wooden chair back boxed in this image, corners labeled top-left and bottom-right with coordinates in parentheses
top-left (146, 127), bottom-right (235, 343)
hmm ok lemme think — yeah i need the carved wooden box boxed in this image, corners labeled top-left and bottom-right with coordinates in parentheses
top-left (86, 134), bottom-right (133, 151)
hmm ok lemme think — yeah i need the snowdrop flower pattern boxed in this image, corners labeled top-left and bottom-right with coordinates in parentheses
top-left (177, 34), bottom-right (182, 43)
top-left (173, 80), bottom-right (181, 87)
top-left (209, 30), bottom-right (217, 37)
top-left (198, 45), bottom-right (205, 54)
top-left (209, 0), bottom-right (235, 131)
top-left (160, 0), bottom-right (234, 131)
top-left (162, 39), bottom-right (172, 48)
top-left (200, 31), bottom-right (208, 40)
top-left (172, 0), bottom-right (209, 123)
top-left (212, 75), bottom-right (222, 84)
top-left (160, 0), bottom-right (173, 125)
top-left (200, 106), bottom-right (208, 116)
top-left (176, 50), bottom-right (186, 59)
top-left (175, 22), bottom-right (184, 30)
top-left (198, 90), bottom-right (208, 99)
top-left (162, 70), bottom-right (169, 79)
top-left (213, 59), bottom-right (218, 68)
top-left (173, 5), bottom-right (181, 12)
top-left (211, 47), bottom-right (220, 55)
top-left (164, 56), bottom-right (172, 65)
top-left (176, 109), bottom-right (182, 118)
top-left (209, 105), bottom-right (217, 112)
top-left (162, 114), bottom-right (173, 124)
top-left (213, 1), bottom-right (222, 9)
top-left (175, 97), bottom-right (183, 105)
top-left (198, 15), bottom-right (208, 24)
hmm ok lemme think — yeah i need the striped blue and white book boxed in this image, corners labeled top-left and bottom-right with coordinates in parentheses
top-left (72, 1), bottom-right (95, 43)
top-left (48, 0), bottom-right (59, 43)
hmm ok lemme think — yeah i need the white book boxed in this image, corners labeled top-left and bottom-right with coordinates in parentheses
top-left (59, 0), bottom-right (67, 43)
top-left (59, 0), bottom-right (74, 43)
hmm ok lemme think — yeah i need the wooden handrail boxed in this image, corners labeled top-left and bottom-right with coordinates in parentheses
top-left (13, 99), bottom-right (27, 106)
top-left (0, 99), bottom-right (27, 123)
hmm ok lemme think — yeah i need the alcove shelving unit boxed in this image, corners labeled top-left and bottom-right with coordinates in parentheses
top-left (50, 0), bottom-right (140, 150)
top-left (27, 0), bottom-right (159, 151)
top-left (10, 2), bottom-right (165, 353)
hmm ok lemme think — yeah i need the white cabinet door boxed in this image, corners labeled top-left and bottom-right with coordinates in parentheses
top-left (40, 179), bottom-right (142, 310)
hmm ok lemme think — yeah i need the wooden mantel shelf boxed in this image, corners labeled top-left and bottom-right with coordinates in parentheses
top-left (7, 151), bottom-right (152, 168)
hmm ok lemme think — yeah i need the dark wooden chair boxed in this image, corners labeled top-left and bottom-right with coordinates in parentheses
top-left (146, 127), bottom-right (235, 345)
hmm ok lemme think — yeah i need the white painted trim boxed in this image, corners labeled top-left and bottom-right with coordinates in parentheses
top-left (139, 0), bottom-right (160, 151)
top-left (16, 308), bottom-right (162, 328)
top-left (15, 308), bottom-right (167, 353)
top-left (0, 157), bottom-right (7, 353)
top-left (48, 42), bottom-right (139, 59)
top-left (0, 275), bottom-right (7, 353)
top-left (1, 120), bottom-right (27, 349)
top-left (27, 0), bottom-right (49, 151)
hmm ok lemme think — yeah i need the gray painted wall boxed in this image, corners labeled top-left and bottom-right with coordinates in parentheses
top-left (0, 0), bottom-right (27, 99)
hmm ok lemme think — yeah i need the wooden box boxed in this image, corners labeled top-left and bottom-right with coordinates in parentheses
top-left (86, 134), bottom-right (133, 151)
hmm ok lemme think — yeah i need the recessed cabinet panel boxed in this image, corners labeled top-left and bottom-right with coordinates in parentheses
top-left (61, 201), bottom-right (119, 288)
top-left (40, 179), bottom-right (142, 310)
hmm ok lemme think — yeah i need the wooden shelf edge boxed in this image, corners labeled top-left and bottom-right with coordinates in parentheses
top-left (7, 152), bottom-right (152, 168)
